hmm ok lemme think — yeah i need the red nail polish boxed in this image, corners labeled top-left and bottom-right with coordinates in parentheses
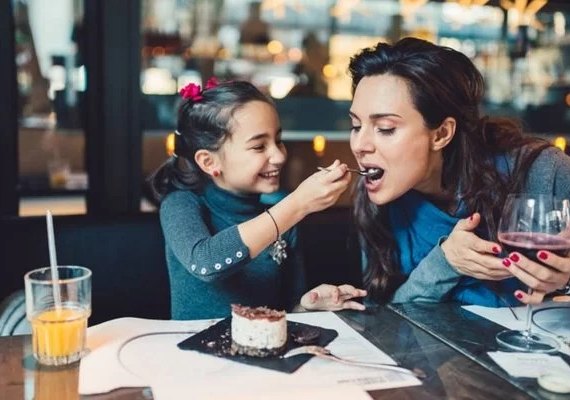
top-left (492, 246), bottom-right (500, 254)
top-left (515, 292), bottom-right (523, 299)
top-left (538, 251), bottom-right (548, 261)
top-left (502, 259), bottom-right (511, 267)
top-left (510, 253), bottom-right (519, 262)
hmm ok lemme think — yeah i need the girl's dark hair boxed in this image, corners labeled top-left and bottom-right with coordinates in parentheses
top-left (349, 37), bottom-right (551, 303)
top-left (148, 81), bottom-right (274, 202)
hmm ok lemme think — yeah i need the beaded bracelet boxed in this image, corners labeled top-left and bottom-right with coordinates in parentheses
top-left (265, 209), bottom-right (287, 265)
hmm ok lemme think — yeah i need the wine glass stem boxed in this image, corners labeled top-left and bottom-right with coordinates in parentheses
top-left (524, 287), bottom-right (533, 338)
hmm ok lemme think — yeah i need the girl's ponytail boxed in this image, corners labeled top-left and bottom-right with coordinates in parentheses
top-left (147, 156), bottom-right (178, 203)
top-left (147, 150), bottom-right (207, 203)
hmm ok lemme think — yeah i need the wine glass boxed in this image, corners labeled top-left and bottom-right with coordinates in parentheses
top-left (496, 193), bottom-right (570, 353)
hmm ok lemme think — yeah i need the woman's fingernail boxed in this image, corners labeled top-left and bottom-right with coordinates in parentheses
top-left (515, 292), bottom-right (523, 299)
top-left (538, 251), bottom-right (548, 260)
top-left (503, 259), bottom-right (511, 267)
top-left (510, 253), bottom-right (520, 262)
top-left (492, 246), bottom-right (500, 254)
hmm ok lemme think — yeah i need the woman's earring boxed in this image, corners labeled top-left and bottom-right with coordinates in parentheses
top-left (212, 170), bottom-right (220, 177)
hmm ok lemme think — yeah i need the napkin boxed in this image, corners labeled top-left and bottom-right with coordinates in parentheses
top-left (152, 383), bottom-right (373, 400)
top-left (80, 317), bottom-right (215, 395)
top-left (487, 352), bottom-right (570, 378)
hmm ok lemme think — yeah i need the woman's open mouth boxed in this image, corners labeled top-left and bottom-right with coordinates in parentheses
top-left (359, 164), bottom-right (385, 192)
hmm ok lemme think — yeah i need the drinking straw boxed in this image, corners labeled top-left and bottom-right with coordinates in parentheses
top-left (46, 210), bottom-right (62, 309)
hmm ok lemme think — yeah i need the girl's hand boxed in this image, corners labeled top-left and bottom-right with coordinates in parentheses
top-left (300, 284), bottom-right (367, 311)
top-left (292, 160), bottom-right (351, 216)
top-left (441, 213), bottom-right (511, 280)
top-left (503, 250), bottom-right (570, 296)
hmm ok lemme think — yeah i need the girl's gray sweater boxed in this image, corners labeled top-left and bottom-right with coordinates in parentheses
top-left (160, 183), bottom-right (305, 320)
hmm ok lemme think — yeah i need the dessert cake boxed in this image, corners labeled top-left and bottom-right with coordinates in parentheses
top-left (230, 304), bottom-right (287, 357)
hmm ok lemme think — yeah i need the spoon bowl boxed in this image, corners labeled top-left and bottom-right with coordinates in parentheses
top-left (318, 166), bottom-right (382, 179)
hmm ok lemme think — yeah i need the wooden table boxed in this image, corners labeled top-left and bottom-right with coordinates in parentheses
top-left (0, 305), bottom-right (536, 399)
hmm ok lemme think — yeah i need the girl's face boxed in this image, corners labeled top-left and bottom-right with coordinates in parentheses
top-left (216, 100), bottom-right (286, 195)
top-left (350, 74), bottom-right (444, 205)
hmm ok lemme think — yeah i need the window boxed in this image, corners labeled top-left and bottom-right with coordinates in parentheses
top-left (14, 0), bottom-right (87, 216)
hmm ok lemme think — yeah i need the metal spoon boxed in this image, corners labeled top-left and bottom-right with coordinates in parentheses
top-left (317, 166), bottom-right (382, 178)
top-left (282, 345), bottom-right (426, 379)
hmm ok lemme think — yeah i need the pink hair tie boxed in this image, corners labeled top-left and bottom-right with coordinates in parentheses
top-left (179, 83), bottom-right (203, 101)
top-left (205, 77), bottom-right (219, 90)
top-left (179, 77), bottom-right (220, 101)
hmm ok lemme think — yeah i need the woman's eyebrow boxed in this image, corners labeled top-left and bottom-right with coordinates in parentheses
top-left (349, 111), bottom-right (402, 121)
top-left (368, 112), bottom-right (402, 120)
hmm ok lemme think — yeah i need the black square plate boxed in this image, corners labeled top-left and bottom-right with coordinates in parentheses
top-left (177, 317), bottom-right (338, 373)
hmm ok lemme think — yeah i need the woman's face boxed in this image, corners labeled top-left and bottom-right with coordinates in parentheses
top-left (215, 100), bottom-right (286, 195)
top-left (350, 74), bottom-right (443, 205)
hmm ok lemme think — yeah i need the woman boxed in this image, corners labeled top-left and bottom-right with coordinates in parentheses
top-left (348, 38), bottom-right (570, 307)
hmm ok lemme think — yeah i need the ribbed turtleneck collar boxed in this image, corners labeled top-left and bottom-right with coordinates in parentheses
top-left (202, 183), bottom-right (263, 217)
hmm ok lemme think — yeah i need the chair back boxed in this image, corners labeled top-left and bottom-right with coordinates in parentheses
top-left (0, 290), bottom-right (31, 336)
top-left (0, 213), bottom-right (170, 325)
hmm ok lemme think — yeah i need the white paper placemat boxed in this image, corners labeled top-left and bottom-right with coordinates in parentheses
top-left (79, 312), bottom-right (420, 399)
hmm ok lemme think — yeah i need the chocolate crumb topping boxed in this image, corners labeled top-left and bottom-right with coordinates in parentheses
top-left (231, 304), bottom-right (286, 321)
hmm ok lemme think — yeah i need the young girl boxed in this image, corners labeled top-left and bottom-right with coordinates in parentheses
top-left (348, 38), bottom-right (570, 307)
top-left (150, 79), bottom-right (366, 319)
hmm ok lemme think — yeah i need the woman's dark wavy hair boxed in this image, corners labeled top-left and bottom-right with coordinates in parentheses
top-left (349, 37), bottom-right (551, 303)
top-left (148, 81), bottom-right (274, 202)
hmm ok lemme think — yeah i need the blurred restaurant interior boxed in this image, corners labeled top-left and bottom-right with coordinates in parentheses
top-left (1, 0), bottom-right (570, 217)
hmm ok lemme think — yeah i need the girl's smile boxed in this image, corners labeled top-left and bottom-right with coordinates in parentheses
top-left (259, 169), bottom-right (281, 179)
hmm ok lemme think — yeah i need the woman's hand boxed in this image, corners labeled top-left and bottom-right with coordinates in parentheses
top-left (300, 284), bottom-right (367, 311)
top-left (441, 213), bottom-right (511, 280)
top-left (291, 160), bottom-right (351, 216)
top-left (503, 250), bottom-right (570, 302)
top-left (512, 288), bottom-right (546, 305)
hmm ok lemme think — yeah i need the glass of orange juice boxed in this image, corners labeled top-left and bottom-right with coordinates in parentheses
top-left (24, 266), bottom-right (91, 366)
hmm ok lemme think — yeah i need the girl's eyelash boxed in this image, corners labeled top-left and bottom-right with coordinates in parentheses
top-left (250, 137), bottom-right (283, 151)
top-left (350, 126), bottom-right (361, 132)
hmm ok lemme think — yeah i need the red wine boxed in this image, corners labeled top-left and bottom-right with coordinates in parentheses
top-left (498, 232), bottom-right (570, 262)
